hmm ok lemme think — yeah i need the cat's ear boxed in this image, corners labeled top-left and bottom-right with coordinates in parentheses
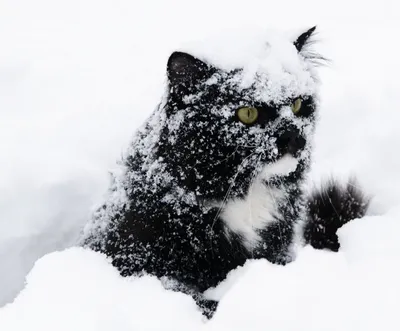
top-left (294, 26), bottom-right (316, 52)
top-left (167, 52), bottom-right (213, 91)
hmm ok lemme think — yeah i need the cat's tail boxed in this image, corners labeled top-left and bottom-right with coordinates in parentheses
top-left (303, 178), bottom-right (370, 252)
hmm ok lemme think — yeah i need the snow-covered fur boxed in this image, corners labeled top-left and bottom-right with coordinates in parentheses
top-left (304, 178), bottom-right (369, 252)
top-left (80, 27), bottom-right (368, 317)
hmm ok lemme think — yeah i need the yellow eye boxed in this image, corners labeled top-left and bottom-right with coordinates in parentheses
top-left (237, 107), bottom-right (259, 125)
top-left (291, 98), bottom-right (302, 114)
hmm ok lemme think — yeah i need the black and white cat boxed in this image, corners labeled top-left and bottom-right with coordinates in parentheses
top-left (81, 27), bottom-right (368, 316)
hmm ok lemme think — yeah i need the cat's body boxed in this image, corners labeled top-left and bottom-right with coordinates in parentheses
top-left (81, 27), bottom-right (368, 316)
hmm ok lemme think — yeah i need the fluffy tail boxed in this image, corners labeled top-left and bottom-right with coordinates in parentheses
top-left (304, 178), bottom-right (370, 252)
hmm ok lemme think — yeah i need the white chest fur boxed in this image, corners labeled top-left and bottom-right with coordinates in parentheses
top-left (220, 154), bottom-right (298, 249)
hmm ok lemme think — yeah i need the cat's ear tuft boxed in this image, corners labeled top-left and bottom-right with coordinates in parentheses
top-left (167, 52), bottom-right (212, 89)
top-left (294, 26), bottom-right (317, 52)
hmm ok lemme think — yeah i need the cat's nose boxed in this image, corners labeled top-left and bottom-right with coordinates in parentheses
top-left (278, 127), bottom-right (306, 156)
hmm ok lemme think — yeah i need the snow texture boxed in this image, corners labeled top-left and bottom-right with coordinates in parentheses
top-left (180, 28), bottom-right (319, 102)
top-left (1, 0), bottom-right (400, 330)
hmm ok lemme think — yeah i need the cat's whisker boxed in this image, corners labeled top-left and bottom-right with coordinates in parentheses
top-left (246, 152), bottom-right (265, 257)
top-left (264, 177), bottom-right (285, 249)
top-left (275, 175), bottom-right (295, 211)
top-left (209, 151), bottom-right (260, 244)
top-left (213, 145), bottom-right (241, 166)
top-left (213, 152), bottom-right (258, 220)
top-left (238, 144), bottom-right (259, 148)
top-left (347, 181), bottom-right (362, 190)
top-left (212, 144), bottom-right (260, 167)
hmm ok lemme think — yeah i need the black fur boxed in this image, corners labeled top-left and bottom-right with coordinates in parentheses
top-left (304, 179), bottom-right (370, 252)
top-left (80, 28), bottom-right (367, 318)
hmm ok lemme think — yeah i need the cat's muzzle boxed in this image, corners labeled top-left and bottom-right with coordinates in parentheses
top-left (277, 126), bottom-right (306, 157)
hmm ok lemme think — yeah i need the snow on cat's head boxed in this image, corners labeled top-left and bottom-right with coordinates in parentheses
top-left (175, 26), bottom-right (320, 104)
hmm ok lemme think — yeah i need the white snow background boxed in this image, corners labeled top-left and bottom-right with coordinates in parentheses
top-left (0, 0), bottom-right (399, 330)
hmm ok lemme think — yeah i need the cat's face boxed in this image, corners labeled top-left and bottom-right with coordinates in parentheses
top-left (156, 29), bottom-right (319, 202)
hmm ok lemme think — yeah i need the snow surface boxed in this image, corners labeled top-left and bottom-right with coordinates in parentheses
top-left (1, 0), bottom-right (400, 329)
top-left (179, 28), bottom-right (318, 100)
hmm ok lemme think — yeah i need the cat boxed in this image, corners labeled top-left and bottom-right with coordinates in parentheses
top-left (80, 26), bottom-right (369, 317)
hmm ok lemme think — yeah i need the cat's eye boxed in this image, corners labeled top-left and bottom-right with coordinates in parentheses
top-left (291, 98), bottom-right (302, 114)
top-left (237, 107), bottom-right (259, 125)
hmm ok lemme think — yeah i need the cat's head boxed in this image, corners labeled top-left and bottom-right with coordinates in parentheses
top-left (152, 27), bottom-right (320, 201)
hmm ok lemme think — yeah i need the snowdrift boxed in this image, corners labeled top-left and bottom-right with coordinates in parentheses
top-left (1, 213), bottom-right (400, 330)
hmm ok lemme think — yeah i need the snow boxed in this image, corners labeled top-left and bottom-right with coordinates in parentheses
top-left (1, 0), bottom-right (400, 330)
top-left (179, 28), bottom-right (318, 99)
top-left (0, 248), bottom-right (203, 331)
top-left (1, 221), bottom-right (400, 331)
